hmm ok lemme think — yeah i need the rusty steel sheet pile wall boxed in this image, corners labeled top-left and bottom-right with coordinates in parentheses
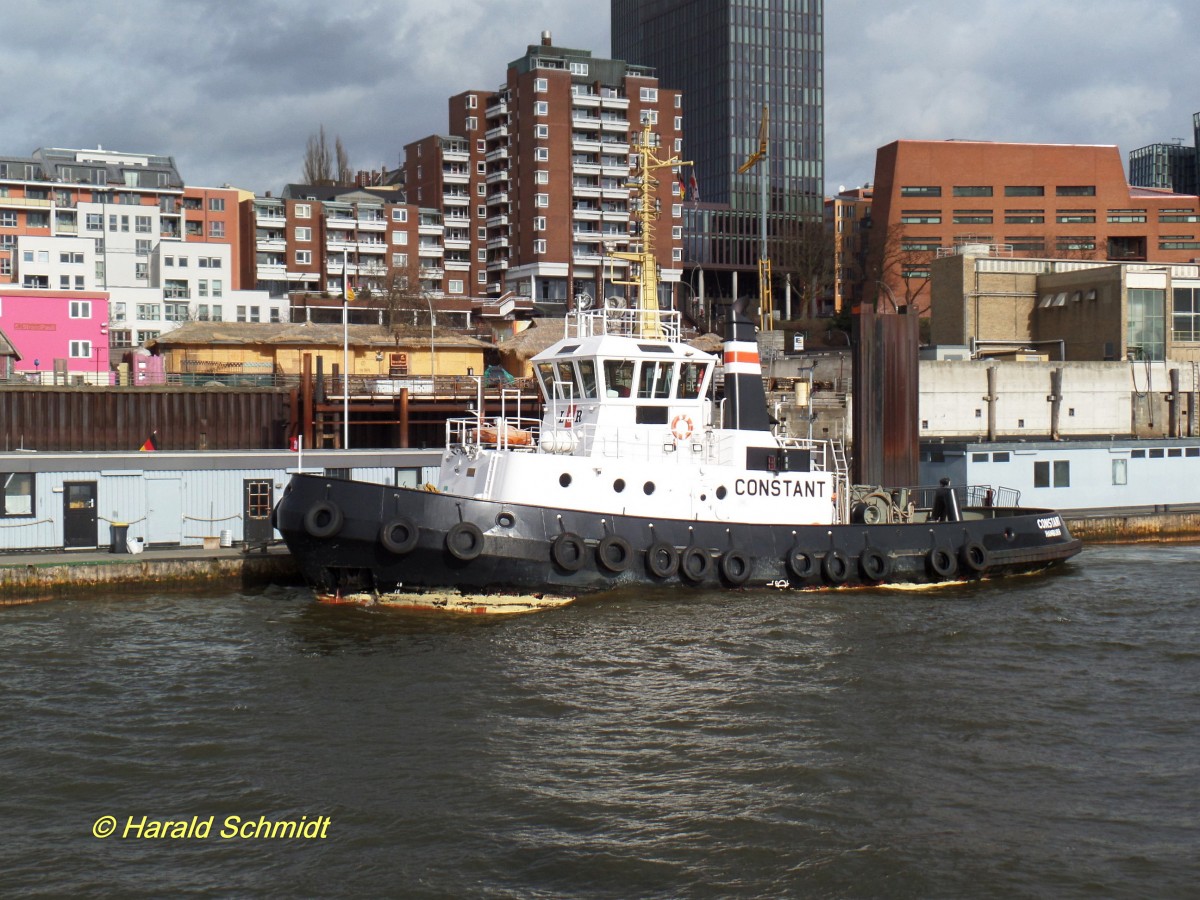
top-left (0, 388), bottom-right (290, 452)
top-left (852, 308), bottom-right (919, 488)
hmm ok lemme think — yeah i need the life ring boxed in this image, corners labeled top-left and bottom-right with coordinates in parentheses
top-left (596, 534), bottom-right (633, 572)
top-left (821, 549), bottom-right (850, 585)
top-left (680, 545), bottom-right (712, 583)
top-left (959, 540), bottom-right (990, 574)
top-left (718, 549), bottom-right (751, 585)
top-left (379, 517), bottom-right (419, 555)
top-left (786, 546), bottom-right (815, 579)
top-left (303, 501), bottom-right (343, 539)
top-left (927, 546), bottom-right (957, 580)
top-left (445, 522), bottom-right (484, 561)
top-left (859, 547), bottom-right (890, 582)
top-left (670, 414), bottom-right (694, 441)
top-left (646, 541), bottom-right (680, 579)
top-left (551, 532), bottom-right (587, 572)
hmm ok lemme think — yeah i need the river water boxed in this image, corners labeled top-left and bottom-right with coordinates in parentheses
top-left (1, 543), bottom-right (1197, 899)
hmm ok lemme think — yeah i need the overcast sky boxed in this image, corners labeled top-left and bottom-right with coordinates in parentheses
top-left (5, 1), bottom-right (1199, 197)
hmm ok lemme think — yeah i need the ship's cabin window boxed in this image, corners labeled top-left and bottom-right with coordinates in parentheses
top-left (603, 359), bottom-right (635, 397)
top-left (637, 360), bottom-right (675, 399)
top-left (678, 361), bottom-right (708, 399)
top-left (536, 362), bottom-right (578, 400)
top-left (577, 360), bottom-right (597, 398)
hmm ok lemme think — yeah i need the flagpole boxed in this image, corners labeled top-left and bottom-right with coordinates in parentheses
top-left (343, 249), bottom-right (350, 451)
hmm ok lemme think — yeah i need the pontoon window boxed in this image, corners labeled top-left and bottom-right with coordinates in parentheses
top-left (603, 360), bottom-right (634, 397)
top-left (678, 362), bottom-right (707, 399)
top-left (1, 472), bottom-right (33, 517)
top-left (576, 360), bottom-right (598, 398)
top-left (637, 361), bottom-right (675, 399)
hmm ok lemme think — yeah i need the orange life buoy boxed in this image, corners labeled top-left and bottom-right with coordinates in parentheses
top-left (670, 414), bottom-right (694, 441)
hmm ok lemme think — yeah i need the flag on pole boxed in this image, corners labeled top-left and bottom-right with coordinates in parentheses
top-left (677, 172), bottom-right (688, 200)
top-left (346, 284), bottom-right (356, 302)
top-left (688, 170), bottom-right (700, 202)
top-left (139, 431), bottom-right (158, 452)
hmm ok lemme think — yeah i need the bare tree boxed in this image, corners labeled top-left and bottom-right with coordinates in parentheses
top-left (871, 223), bottom-right (935, 315)
top-left (380, 256), bottom-right (431, 330)
top-left (772, 216), bottom-right (835, 320)
top-left (302, 125), bottom-right (354, 185)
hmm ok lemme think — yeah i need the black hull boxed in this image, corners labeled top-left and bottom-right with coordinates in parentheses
top-left (273, 474), bottom-right (1082, 604)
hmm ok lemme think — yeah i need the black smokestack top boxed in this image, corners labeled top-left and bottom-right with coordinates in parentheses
top-left (722, 297), bottom-right (771, 431)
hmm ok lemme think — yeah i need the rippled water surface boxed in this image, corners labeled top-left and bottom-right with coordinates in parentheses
top-left (2, 544), bottom-right (1198, 898)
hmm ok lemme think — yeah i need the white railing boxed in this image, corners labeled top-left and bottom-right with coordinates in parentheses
top-left (566, 306), bottom-right (681, 341)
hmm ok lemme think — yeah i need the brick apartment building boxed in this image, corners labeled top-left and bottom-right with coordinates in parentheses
top-left (403, 32), bottom-right (685, 314)
top-left (824, 185), bottom-right (872, 315)
top-left (869, 140), bottom-right (1200, 313)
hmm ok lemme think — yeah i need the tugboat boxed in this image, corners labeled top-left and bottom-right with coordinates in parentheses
top-left (272, 125), bottom-right (1082, 613)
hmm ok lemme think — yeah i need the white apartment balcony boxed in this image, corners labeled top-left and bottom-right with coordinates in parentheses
top-left (444, 259), bottom-right (471, 272)
top-left (485, 146), bottom-right (509, 163)
top-left (601, 186), bottom-right (628, 200)
top-left (572, 138), bottom-right (602, 153)
top-left (486, 235), bottom-right (510, 250)
top-left (54, 221), bottom-right (78, 235)
top-left (443, 149), bottom-right (470, 164)
top-left (600, 118), bottom-right (630, 133)
top-left (600, 139), bottom-right (630, 154)
top-left (256, 263), bottom-right (286, 280)
top-left (357, 241), bottom-right (386, 255)
top-left (572, 229), bottom-right (603, 242)
top-left (485, 124), bottom-right (509, 141)
top-left (0, 196), bottom-right (51, 210)
top-left (571, 94), bottom-right (601, 108)
top-left (444, 210), bottom-right (470, 224)
top-left (286, 271), bottom-right (320, 283)
top-left (486, 213), bottom-right (509, 228)
top-left (256, 237), bottom-right (286, 252)
top-left (601, 95), bottom-right (630, 110)
top-left (486, 100), bottom-right (508, 118)
top-left (486, 191), bottom-right (509, 207)
top-left (485, 169), bottom-right (509, 184)
top-left (571, 184), bottom-right (601, 199)
top-left (443, 170), bottom-right (470, 185)
top-left (357, 218), bottom-right (387, 231)
top-left (444, 236), bottom-right (471, 251)
top-left (443, 193), bottom-right (471, 207)
top-left (572, 114), bottom-right (603, 129)
top-left (601, 164), bottom-right (629, 178)
top-left (419, 267), bottom-right (444, 279)
top-left (418, 223), bottom-right (442, 236)
top-left (602, 208), bottom-right (631, 221)
top-left (325, 258), bottom-right (360, 274)
top-left (573, 250), bottom-right (602, 265)
top-left (326, 239), bottom-right (356, 254)
top-left (572, 207), bottom-right (601, 221)
top-left (572, 162), bottom-right (601, 176)
top-left (255, 210), bottom-right (286, 226)
top-left (418, 244), bottom-right (445, 257)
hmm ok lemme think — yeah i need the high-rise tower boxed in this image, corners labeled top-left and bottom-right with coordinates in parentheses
top-left (612, 0), bottom-right (824, 307)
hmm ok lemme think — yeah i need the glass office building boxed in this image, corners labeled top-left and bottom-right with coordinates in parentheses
top-left (612, 0), bottom-right (824, 294)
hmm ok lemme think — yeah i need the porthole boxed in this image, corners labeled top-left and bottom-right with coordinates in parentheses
top-left (699, 493), bottom-right (707, 501)
top-left (643, 482), bottom-right (655, 495)
top-left (559, 473), bottom-right (572, 487)
top-left (716, 486), bottom-right (727, 500)
top-left (613, 478), bottom-right (626, 493)
top-left (496, 511), bottom-right (516, 528)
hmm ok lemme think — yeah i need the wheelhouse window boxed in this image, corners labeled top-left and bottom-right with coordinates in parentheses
top-left (637, 360), bottom-right (675, 399)
top-left (678, 362), bottom-right (708, 399)
top-left (576, 360), bottom-right (597, 398)
top-left (603, 360), bottom-right (634, 397)
top-left (1, 472), bottom-right (34, 517)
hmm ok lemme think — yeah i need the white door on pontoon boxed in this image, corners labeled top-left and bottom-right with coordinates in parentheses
top-left (145, 476), bottom-right (183, 546)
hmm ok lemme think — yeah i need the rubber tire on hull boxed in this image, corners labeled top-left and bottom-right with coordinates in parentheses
top-left (821, 549), bottom-right (850, 585)
top-left (928, 546), bottom-right (957, 580)
top-left (646, 541), bottom-right (680, 579)
top-left (551, 532), bottom-right (587, 572)
top-left (379, 517), bottom-right (419, 555)
top-left (680, 546), bottom-right (712, 583)
top-left (596, 534), bottom-right (633, 573)
top-left (786, 546), bottom-right (815, 580)
top-left (960, 540), bottom-right (990, 574)
top-left (303, 501), bottom-right (344, 539)
top-left (446, 522), bottom-right (484, 561)
top-left (718, 549), bottom-right (751, 586)
top-left (859, 547), bottom-right (890, 582)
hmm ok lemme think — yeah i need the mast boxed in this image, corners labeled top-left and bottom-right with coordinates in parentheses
top-left (607, 117), bottom-right (691, 338)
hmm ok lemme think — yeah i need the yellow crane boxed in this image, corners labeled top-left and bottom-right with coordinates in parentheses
top-left (738, 104), bottom-right (773, 331)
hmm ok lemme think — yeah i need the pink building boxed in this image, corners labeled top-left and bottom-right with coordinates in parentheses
top-left (0, 289), bottom-right (112, 383)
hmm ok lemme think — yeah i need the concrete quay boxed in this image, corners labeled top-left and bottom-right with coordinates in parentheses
top-left (0, 543), bottom-right (300, 605)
